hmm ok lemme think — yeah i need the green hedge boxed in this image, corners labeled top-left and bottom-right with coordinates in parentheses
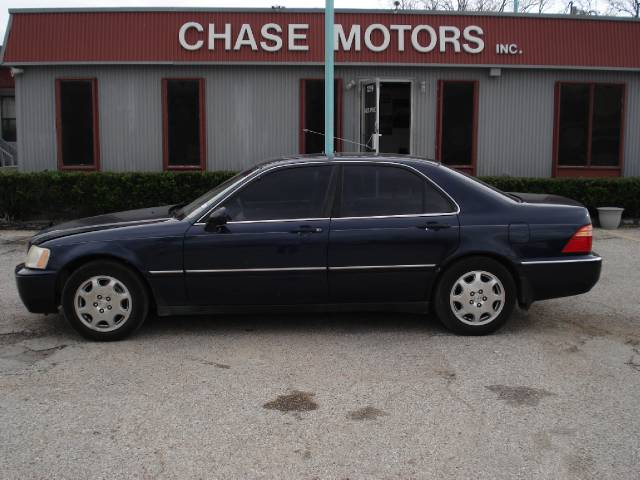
top-left (482, 176), bottom-right (640, 221)
top-left (0, 171), bottom-right (236, 221)
top-left (0, 170), bottom-right (638, 222)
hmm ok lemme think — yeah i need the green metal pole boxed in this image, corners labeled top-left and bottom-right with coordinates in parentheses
top-left (513, 0), bottom-right (519, 12)
top-left (324, 0), bottom-right (334, 158)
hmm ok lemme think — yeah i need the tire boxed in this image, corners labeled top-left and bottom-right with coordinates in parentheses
top-left (434, 256), bottom-right (516, 335)
top-left (61, 260), bottom-right (149, 341)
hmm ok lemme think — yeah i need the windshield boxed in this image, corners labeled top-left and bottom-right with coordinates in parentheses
top-left (174, 168), bottom-right (259, 219)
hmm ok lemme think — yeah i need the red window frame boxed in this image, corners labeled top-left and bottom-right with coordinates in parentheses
top-left (55, 78), bottom-right (100, 171)
top-left (162, 78), bottom-right (206, 171)
top-left (435, 79), bottom-right (479, 176)
top-left (552, 81), bottom-right (626, 178)
top-left (299, 78), bottom-right (343, 154)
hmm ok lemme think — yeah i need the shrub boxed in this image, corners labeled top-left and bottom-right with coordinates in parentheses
top-left (482, 176), bottom-right (640, 221)
top-left (0, 171), bottom-right (235, 221)
top-left (0, 170), bottom-right (638, 222)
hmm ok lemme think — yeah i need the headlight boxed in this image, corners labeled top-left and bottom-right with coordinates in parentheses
top-left (25, 245), bottom-right (51, 270)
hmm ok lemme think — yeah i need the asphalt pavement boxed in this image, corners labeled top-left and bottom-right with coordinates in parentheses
top-left (0, 228), bottom-right (639, 479)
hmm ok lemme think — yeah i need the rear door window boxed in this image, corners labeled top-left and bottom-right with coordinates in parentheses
top-left (339, 165), bottom-right (454, 217)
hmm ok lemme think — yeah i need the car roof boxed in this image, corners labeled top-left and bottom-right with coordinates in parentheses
top-left (253, 153), bottom-right (443, 171)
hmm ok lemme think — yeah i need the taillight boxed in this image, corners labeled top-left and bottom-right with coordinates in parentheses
top-left (562, 224), bottom-right (593, 254)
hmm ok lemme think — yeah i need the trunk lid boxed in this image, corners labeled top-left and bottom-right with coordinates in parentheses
top-left (509, 192), bottom-right (584, 208)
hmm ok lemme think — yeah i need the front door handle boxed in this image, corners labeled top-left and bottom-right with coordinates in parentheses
top-left (417, 222), bottom-right (451, 231)
top-left (290, 226), bottom-right (323, 234)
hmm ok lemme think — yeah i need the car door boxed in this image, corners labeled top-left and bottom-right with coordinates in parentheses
top-left (184, 164), bottom-right (336, 305)
top-left (328, 163), bottom-right (460, 303)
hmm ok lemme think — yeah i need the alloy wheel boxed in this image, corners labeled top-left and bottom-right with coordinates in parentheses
top-left (449, 270), bottom-right (505, 326)
top-left (74, 275), bottom-right (132, 332)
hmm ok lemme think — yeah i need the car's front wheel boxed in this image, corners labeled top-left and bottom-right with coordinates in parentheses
top-left (434, 256), bottom-right (516, 335)
top-left (61, 260), bottom-right (149, 341)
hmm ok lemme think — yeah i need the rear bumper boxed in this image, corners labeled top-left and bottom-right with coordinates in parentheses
top-left (518, 254), bottom-right (602, 304)
top-left (15, 264), bottom-right (59, 314)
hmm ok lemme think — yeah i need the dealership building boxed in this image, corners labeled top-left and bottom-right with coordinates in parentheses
top-left (1, 8), bottom-right (639, 177)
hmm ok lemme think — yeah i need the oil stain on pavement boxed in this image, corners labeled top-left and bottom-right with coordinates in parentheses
top-left (485, 385), bottom-right (554, 407)
top-left (347, 406), bottom-right (388, 421)
top-left (263, 390), bottom-right (318, 412)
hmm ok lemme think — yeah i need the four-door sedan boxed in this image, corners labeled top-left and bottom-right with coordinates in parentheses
top-left (15, 155), bottom-right (601, 340)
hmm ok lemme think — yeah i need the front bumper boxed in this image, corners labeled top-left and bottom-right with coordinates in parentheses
top-left (518, 254), bottom-right (602, 304)
top-left (15, 264), bottom-right (59, 314)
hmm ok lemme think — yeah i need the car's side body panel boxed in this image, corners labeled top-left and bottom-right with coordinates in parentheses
top-left (183, 219), bottom-right (330, 305)
top-left (15, 155), bottom-right (602, 319)
top-left (518, 255), bottom-right (602, 303)
top-left (328, 214), bottom-right (460, 302)
top-left (41, 220), bottom-right (189, 308)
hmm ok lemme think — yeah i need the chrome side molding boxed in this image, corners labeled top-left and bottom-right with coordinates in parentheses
top-left (520, 257), bottom-right (602, 265)
top-left (149, 264), bottom-right (438, 275)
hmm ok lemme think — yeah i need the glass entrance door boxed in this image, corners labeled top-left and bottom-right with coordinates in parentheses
top-left (361, 80), bottom-right (411, 154)
top-left (361, 80), bottom-right (379, 153)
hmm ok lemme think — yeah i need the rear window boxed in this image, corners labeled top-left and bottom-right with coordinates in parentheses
top-left (445, 167), bottom-right (521, 203)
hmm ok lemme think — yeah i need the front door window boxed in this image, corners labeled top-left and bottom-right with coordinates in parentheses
top-left (184, 164), bottom-right (335, 306)
top-left (222, 165), bottom-right (333, 221)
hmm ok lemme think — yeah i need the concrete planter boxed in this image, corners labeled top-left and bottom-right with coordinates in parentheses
top-left (597, 207), bottom-right (624, 230)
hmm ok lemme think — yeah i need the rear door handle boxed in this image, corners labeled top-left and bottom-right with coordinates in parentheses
top-left (417, 222), bottom-right (451, 231)
top-left (290, 225), bottom-right (323, 234)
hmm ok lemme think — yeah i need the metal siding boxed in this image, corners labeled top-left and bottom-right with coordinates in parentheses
top-left (17, 65), bottom-right (317, 172)
top-left (98, 68), bottom-right (163, 171)
top-left (4, 10), bottom-right (640, 70)
top-left (338, 66), bottom-right (640, 177)
top-left (477, 69), bottom-right (555, 177)
top-left (14, 64), bottom-right (640, 176)
top-left (16, 68), bottom-right (57, 172)
top-left (623, 76), bottom-right (640, 177)
top-left (205, 66), bottom-right (312, 171)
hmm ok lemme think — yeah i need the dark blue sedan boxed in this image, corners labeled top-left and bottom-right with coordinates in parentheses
top-left (15, 155), bottom-right (601, 340)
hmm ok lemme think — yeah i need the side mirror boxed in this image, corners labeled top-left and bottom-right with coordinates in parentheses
top-left (204, 207), bottom-right (230, 232)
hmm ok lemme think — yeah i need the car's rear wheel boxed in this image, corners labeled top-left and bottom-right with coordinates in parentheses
top-left (61, 260), bottom-right (148, 341)
top-left (434, 256), bottom-right (516, 335)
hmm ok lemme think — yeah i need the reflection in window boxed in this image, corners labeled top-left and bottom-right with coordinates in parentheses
top-left (57, 79), bottom-right (97, 167)
top-left (1, 96), bottom-right (16, 142)
top-left (340, 165), bottom-right (454, 217)
top-left (301, 79), bottom-right (341, 154)
top-left (223, 166), bottom-right (332, 221)
top-left (164, 79), bottom-right (204, 168)
top-left (439, 81), bottom-right (476, 167)
top-left (557, 83), bottom-right (624, 168)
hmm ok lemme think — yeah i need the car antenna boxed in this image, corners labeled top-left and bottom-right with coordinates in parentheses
top-left (304, 129), bottom-right (373, 152)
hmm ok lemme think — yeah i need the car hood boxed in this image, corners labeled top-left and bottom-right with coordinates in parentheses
top-left (510, 192), bottom-right (584, 208)
top-left (31, 206), bottom-right (173, 245)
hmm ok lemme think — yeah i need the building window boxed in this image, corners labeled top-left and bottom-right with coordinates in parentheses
top-left (299, 79), bottom-right (342, 154)
top-left (436, 80), bottom-right (478, 175)
top-left (162, 79), bottom-right (206, 170)
top-left (1, 96), bottom-right (16, 142)
top-left (56, 79), bottom-right (100, 170)
top-left (554, 83), bottom-right (625, 177)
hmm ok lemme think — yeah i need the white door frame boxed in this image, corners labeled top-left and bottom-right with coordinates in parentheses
top-left (358, 78), bottom-right (414, 155)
